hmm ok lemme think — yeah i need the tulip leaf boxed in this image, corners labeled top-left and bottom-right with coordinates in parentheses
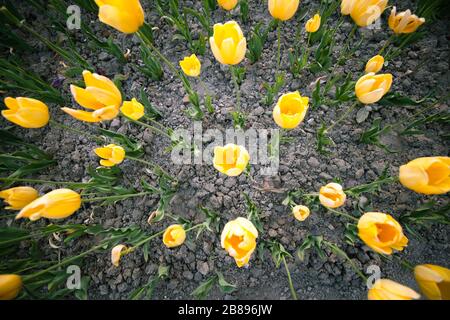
top-left (191, 275), bottom-right (216, 300)
top-left (216, 271), bottom-right (236, 294)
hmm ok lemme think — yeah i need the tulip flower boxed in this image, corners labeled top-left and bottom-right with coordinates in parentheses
top-left (399, 157), bottom-right (450, 195)
top-left (213, 144), bottom-right (250, 177)
top-left (0, 274), bottom-right (22, 300)
top-left (268, 0), bottom-right (300, 21)
top-left (209, 21), bottom-right (246, 65)
top-left (355, 72), bottom-right (392, 104)
top-left (120, 98), bottom-right (145, 120)
top-left (319, 183), bottom-right (346, 208)
top-left (414, 264), bottom-right (450, 300)
top-left (111, 244), bottom-right (127, 267)
top-left (221, 217), bottom-right (258, 267)
top-left (365, 55), bottom-right (384, 73)
top-left (179, 54), bottom-right (201, 77)
top-left (62, 70), bottom-right (122, 122)
top-left (368, 279), bottom-right (420, 300)
top-left (163, 224), bottom-right (186, 248)
top-left (0, 187), bottom-right (39, 210)
top-left (217, 0), bottom-right (238, 11)
top-left (94, 144), bottom-right (125, 167)
top-left (357, 212), bottom-right (408, 254)
top-left (2, 97), bottom-right (49, 128)
top-left (305, 14), bottom-right (321, 33)
top-left (292, 205), bottom-right (310, 221)
top-left (389, 7), bottom-right (425, 34)
top-left (15, 189), bottom-right (81, 221)
top-left (94, 0), bottom-right (145, 34)
top-left (273, 91), bottom-right (309, 129)
top-left (341, 0), bottom-right (388, 27)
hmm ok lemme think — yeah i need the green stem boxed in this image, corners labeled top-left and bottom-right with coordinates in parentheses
top-left (126, 156), bottom-right (173, 179)
top-left (326, 101), bottom-right (359, 133)
top-left (0, 177), bottom-right (92, 188)
top-left (378, 33), bottom-right (396, 56)
top-left (81, 191), bottom-right (153, 203)
top-left (282, 256), bottom-right (298, 300)
top-left (230, 66), bottom-right (241, 112)
top-left (277, 20), bottom-right (282, 72)
top-left (123, 116), bottom-right (171, 139)
top-left (49, 120), bottom-right (104, 143)
top-left (327, 207), bottom-right (358, 222)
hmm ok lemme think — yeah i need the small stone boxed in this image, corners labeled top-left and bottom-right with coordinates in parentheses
top-left (356, 107), bottom-right (370, 123)
top-left (308, 157), bottom-right (320, 168)
top-left (197, 261), bottom-right (209, 275)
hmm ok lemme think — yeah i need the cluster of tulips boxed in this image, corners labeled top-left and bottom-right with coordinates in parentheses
top-left (0, 0), bottom-right (448, 301)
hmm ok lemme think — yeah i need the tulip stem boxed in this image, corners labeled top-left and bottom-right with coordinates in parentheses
top-left (378, 33), bottom-right (396, 56)
top-left (326, 207), bottom-right (358, 221)
top-left (49, 120), bottom-right (104, 143)
top-left (126, 156), bottom-right (174, 180)
top-left (81, 191), bottom-right (153, 203)
top-left (0, 177), bottom-right (92, 188)
top-left (123, 116), bottom-right (172, 139)
top-left (325, 101), bottom-right (359, 133)
top-left (282, 256), bottom-right (298, 300)
top-left (230, 66), bottom-right (241, 112)
top-left (276, 20), bottom-right (282, 72)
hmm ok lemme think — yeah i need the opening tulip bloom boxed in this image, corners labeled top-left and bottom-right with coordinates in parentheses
top-left (213, 144), bottom-right (250, 177)
top-left (319, 183), bottom-right (346, 208)
top-left (389, 7), bottom-right (425, 34)
top-left (414, 264), bottom-right (450, 300)
top-left (179, 54), bottom-right (201, 77)
top-left (163, 224), bottom-right (186, 248)
top-left (62, 70), bottom-right (122, 122)
top-left (221, 217), bottom-right (258, 267)
top-left (2, 97), bottom-right (49, 128)
top-left (0, 187), bottom-right (39, 210)
top-left (293, 205), bottom-right (310, 221)
top-left (209, 21), bottom-right (246, 65)
top-left (94, 144), bottom-right (125, 167)
top-left (217, 0), bottom-right (238, 11)
top-left (273, 91), bottom-right (309, 129)
top-left (94, 0), bottom-right (144, 34)
top-left (357, 212), bottom-right (408, 255)
top-left (341, 0), bottom-right (388, 27)
top-left (365, 55), bottom-right (384, 73)
top-left (111, 244), bottom-right (127, 267)
top-left (0, 274), bottom-right (22, 300)
top-left (120, 98), bottom-right (145, 120)
top-left (268, 0), bottom-right (300, 21)
top-left (15, 189), bottom-right (81, 221)
top-left (305, 14), bottom-right (321, 33)
top-left (399, 156), bottom-right (450, 195)
top-left (368, 279), bottom-right (420, 300)
top-left (355, 72), bottom-right (392, 104)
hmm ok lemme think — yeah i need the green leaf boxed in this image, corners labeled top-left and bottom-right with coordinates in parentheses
top-left (191, 275), bottom-right (216, 299)
top-left (216, 272), bottom-right (236, 294)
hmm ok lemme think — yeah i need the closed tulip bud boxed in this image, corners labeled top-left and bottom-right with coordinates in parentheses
top-left (120, 98), bottom-right (145, 120)
top-left (399, 157), bottom-right (450, 195)
top-left (268, 0), bottom-right (300, 21)
top-left (62, 70), bottom-right (122, 122)
top-left (365, 55), bottom-right (384, 73)
top-left (179, 54), bottom-right (201, 77)
top-left (273, 91), bottom-right (309, 129)
top-left (163, 224), bottom-right (186, 248)
top-left (355, 72), bottom-right (392, 104)
top-left (94, 144), bottom-right (125, 167)
top-left (0, 187), bottom-right (39, 210)
top-left (218, 0), bottom-right (238, 11)
top-left (414, 264), bottom-right (450, 300)
top-left (16, 189), bottom-right (81, 221)
top-left (348, 0), bottom-right (388, 27)
top-left (221, 217), bottom-right (258, 267)
top-left (2, 97), bottom-right (49, 128)
top-left (213, 144), bottom-right (250, 177)
top-left (292, 205), bottom-right (310, 221)
top-left (305, 14), bottom-right (321, 33)
top-left (210, 21), bottom-right (246, 65)
top-left (319, 183), bottom-right (346, 208)
top-left (111, 244), bottom-right (127, 267)
top-left (389, 7), bottom-right (425, 34)
top-left (0, 274), bottom-right (22, 300)
top-left (368, 279), bottom-right (420, 300)
top-left (94, 0), bottom-right (144, 34)
top-left (357, 212), bottom-right (408, 255)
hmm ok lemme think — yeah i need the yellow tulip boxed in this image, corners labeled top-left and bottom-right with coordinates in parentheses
top-left (319, 183), bottom-right (346, 208)
top-left (268, 0), bottom-right (300, 21)
top-left (293, 205), bottom-right (310, 221)
top-left (179, 54), bottom-right (201, 77)
top-left (414, 264), bottom-right (450, 300)
top-left (213, 143), bottom-right (250, 177)
top-left (209, 21), bottom-right (246, 65)
top-left (15, 189), bottom-right (81, 221)
top-left (111, 244), bottom-right (127, 267)
top-left (0, 187), bottom-right (39, 210)
top-left (2, 97), bottom-right (49, 128)
top-left (355, 72), bottom-right (392, 104)
top-left (399, 157), bottom-right (450, 195)
top-left (341, 0), bottom-right (388, 27)
top-left (94, 0), bottom-right (145, 34)
top-left (365, 55), bottom-right (384, 73)
top-left (94, 144), bottom-right (125, 167)
top-left (62, 70), bottom-right (122, 122)
top-left (368, 279), bottom-right (420, 300)
top-left (305, 14), bottom-right (321, 33)
top-left (357, 212), bottom-right (408, 255)
top-left (163, 224), bottom-right (186, 248)
top-left (218, 0), bottom-right (238, 11)
top-left (221, 217), bottom-right (258, 267)
top-left (120, 98), bottom-right (145, 120)
top-left (389, 7), bottom-right (425, 34)
top-left (273, 91), bottom-right (309, 129)
top-left (0, 274), bottom-right (22, 300)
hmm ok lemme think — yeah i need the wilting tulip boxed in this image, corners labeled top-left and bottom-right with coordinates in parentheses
top-left (94, 0), bottom-right (144, 34)
top-left (179, 54), bottom-right (201, 77)
top-left (62, 70), bottom-right (122, 122)
top-left (365, 55), bottom-right (384, 73)
top-left (221, 217), bottom-right (258, 267)
top-left (16, 189), bottom-right (81, 221)
top-left (213, 144), bottom-right (250, 177)
top-left (399, 157), bottom-right (450, 195)
top-left (342, 0), bottom-right (388, 27)
top-left (389, 7), bottom-right (425, 34)
top-left (273, 91), bottom-right (309, 129)
top-left (120, 98), bottom-right (145, 120)
top-left (319, 183), bottom-right (346, 208)
top-left (163, 224), bottom-right (186, 248)
top-left (414, 264), bottom-right (450, 300)
top-left (217, 0), bottom-right (238, 11)
top-left (0, 274), bottom-right (22, 300)
top-left (292, 205), bottom-right (310, 221)
top-left (209, 21), bottom-right (246, 65)
top-left (305, 14), bottom-right (321, 33)
top-left (357, 212), bottom-right (408, 254)
top-left (0, 187), bottom-right (39, 210)
top-left (368, 279), bottom-right (420, 300)
top-left (355, 72), bottom-right (392, 104)
top-left (2, 97), bottom-right (49, 128)
top-left (111, 244), bottom-right (127, 267)
top-left (268, 0), bottom-right (300, 21)
top-left (94, 144), bottom-right (125, 167)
